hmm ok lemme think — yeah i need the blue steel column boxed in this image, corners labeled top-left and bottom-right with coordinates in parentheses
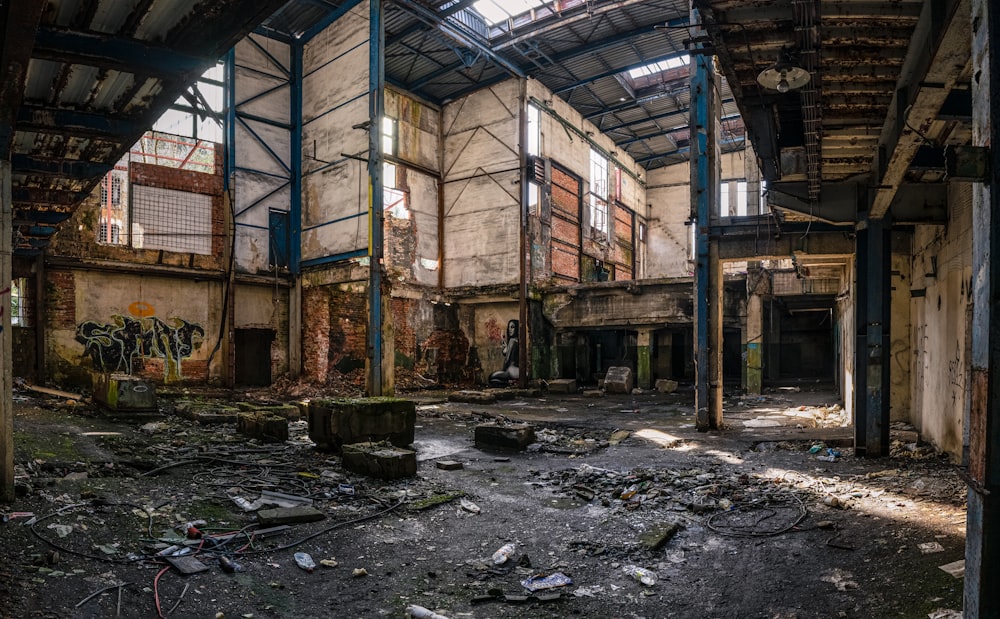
top-left (966, 0), bottom-right (1000, 613)
top-left (691, 36), bottom-right (713, 430)
top-left (290, 43), bottom-right (303, 274)
top-left (854, 214), bottom-right (890, 457)
top-left (368, 0), bottom-right (385, 396)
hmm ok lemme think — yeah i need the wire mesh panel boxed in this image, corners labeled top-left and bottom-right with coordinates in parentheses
top-left (132, 185), bottom-right (213, 254)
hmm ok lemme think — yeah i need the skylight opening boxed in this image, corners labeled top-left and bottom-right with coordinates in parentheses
top-left (473, 0), bottom-right (549, 26)
top-left (628, 54), bottom-right (689, 79)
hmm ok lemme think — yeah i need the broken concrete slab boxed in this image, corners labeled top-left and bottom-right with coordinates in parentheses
top-left (583, 390), bottom-right (604, 398)
top-left (307, 397), bottom-right (416, 451)
top-left (341, 442), bottom-right (417, 480)
top-left (435, 460), bottom-right (463, 471)
top-left (174, 400), bottom-right (240, 424)
top-left (655, 379), bottom-right (679, 393)
top-left (604, 367), bottom-right (634, 394)
top-left (640, 521), bottom-right (682, 551)
top-left (475, 423), bottom-right (536, 451)
top-left (92, 374), bottom-right (158, 416)
top-left (256, 506), bottom-right (326, 526)
top-left (237, 402), bottom-right (301, 420)
top-left (237, 412), bottom-right (289, 443)
top-left (547, 379), bottom-right (577, 394)
top-left (448, 390), bottom-right (496, 404)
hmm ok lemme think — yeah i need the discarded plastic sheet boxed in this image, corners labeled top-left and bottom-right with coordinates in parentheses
top-left (406, 605), bottom-right (450, 619)
top-left (918, 541), bottom-right (945, 554)
top-left (459, 499), bottom-right (480, 514)
top-left (521, 572), bottom-right (573, 592)
top-left (260, 489), bottom-right (313, 508)
top-left (927, 610), bottom-right (962, 619)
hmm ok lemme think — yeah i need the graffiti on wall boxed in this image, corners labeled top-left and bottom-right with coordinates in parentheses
top-left (488, 318), bottom-right (519, 387)
top-left (76, 303), bottom-right (205, 381)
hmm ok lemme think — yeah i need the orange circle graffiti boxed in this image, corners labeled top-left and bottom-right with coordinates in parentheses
top-left (128, 301), bottom-right (155, 317)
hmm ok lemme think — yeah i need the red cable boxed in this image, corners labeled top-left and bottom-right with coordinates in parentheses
top-left (153, 565), bottom-right (171, 618)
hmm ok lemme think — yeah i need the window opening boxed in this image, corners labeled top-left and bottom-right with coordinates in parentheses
top-left (589, 148), bottom-right (609, 237)
top-left (10, 278), bottom-right (28, 327)
top-left (527, 181), bottom-right (540, 216)
top-left (527, 104), bottom-right (540, 156)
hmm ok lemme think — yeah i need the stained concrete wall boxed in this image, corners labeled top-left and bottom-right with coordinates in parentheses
top-left (233, 33), bottom-right (291, 274)
top-left (645, 151), bottom-right (752, 279)
top-left (909, 183), bottom-right (973, 459)
top-left (234, 282), bottom-right (290, 378)
top-left (890, 252), bottom-right (911, 421)
top-left (384, 89), bottom-right (441, 287)
top-left (301, 1), bottom-right (370, 263)
top-left (836, 266), bottom-right (855, 421)
top-left (441, 80), bottom-right (522, 287)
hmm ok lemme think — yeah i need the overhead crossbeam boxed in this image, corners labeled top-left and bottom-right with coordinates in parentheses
top-left (32, 26), bottom-right (208, 77)
top-left (870, 0), bottom-right (971, 218)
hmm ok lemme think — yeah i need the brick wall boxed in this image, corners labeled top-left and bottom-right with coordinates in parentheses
top-left (131, 162), bottom-right (226, 257)
top-left (302, 286), bottom-right (331, 382)
top-left (392, 298), bottom-right (417, 367)
top-left (302, 284), bottom-right (369, 383)
top-left (47, 270), bottom-right (76, 329)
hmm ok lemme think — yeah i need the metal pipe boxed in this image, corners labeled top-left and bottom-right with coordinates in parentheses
top-left (367, 0), bottom-right (386, 396)
top-left (518, 78), bottom-right (529, 388)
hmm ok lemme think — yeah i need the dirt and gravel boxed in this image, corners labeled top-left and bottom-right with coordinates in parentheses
top-left (0, 384), bottom-right (967, 618)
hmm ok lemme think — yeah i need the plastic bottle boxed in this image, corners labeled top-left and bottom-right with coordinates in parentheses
top-left (405, 605), bottom-right (450, 619)
top-left (623, 564), bottom-right (656, 586)
top-left (294, 552), bottom-right (316, 573)
top-left (491, 543), bottom-right (516, 565)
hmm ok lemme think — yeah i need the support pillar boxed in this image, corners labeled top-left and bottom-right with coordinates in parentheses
top-left (636, 328), bottom-right (652, 390)
top-left (853, 215), bottom-right (890, 457)
top-left (966, 0), bottom-right (1000, 613)
top-left (708, 240), bottom-right (723, 427)
top-left (367, 0), bottom-right (392, 396)
top-left (690, 16), bottom-right (722, 430)
top-left (745, 272), bottom-right (764, 395)
top-left (0, 161), bottom-right (12, 500)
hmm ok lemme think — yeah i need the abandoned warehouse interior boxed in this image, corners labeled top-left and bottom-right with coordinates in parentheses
top-left (0, 0), bottom-right (998, 616)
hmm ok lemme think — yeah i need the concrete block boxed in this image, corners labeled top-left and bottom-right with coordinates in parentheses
top-left (341, 442), bottom-right (417, 480)
top-left (307, 397), bottom-right (416, 451)
top-left (475, 423), bottom-right (536, 451)
top-left (93, 374), bottom-right (157, 416)
top-left (436, 460), bottom-right (463, 470)
top-left (547, 379), bottom-right (577, 394)
top-left (656, 379), bottom-right (679, 393)
top-left (190, 409), bottom-right (239, 424)
top-left (604, 367), bottom-right (634, 394)
top-left (237, 412), bottom-right (289, 443)
top-left (256, 506), bottom-right (326, 526)
top-left (583, 390), bottom-right (604, 398)
top-left (448, 390), bottom-right (496, 404)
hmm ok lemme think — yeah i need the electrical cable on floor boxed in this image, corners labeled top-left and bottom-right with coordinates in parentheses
top-left (29, 501), bottom-right (154, 564)
top-left (705, 493), bottom-right (808, 537)
top-left (152, 564), bottom-right (171, 619)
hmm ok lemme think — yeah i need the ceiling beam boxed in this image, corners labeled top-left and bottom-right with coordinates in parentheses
top-left (870, 0), bottom-right (971, 218)
top-left (12, 154), bottom-right (110, 179)
top-left (301, 0), bottom-right (365, 42)
top-left (392, 0), bottom-right (524, 79)
top-left (554, 51), bottom-right (686, 94)
top-left (32, 26), bottom-right (208, 77)
top-left (0, 1), bottom-right (44, 159)
top-left (12, 189), bottom-right (89, 207)
top-left (17, 104), bottom-right (146, 139)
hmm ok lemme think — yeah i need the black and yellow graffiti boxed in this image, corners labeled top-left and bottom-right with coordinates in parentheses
top-left (76, 314), bottom-right (205, 381)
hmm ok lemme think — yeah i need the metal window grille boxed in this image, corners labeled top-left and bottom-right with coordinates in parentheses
top-left (132, 185), bottom-right (213, 254)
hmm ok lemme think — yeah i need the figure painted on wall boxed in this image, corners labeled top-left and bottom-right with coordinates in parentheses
top-left (489, 319), bottom-right (519, 387)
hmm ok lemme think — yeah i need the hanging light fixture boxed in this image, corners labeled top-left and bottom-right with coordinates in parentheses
top-left (756, 48), bottom-right (811, 93)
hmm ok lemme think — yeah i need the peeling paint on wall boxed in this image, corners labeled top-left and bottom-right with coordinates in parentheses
top-left (76, 308), bottom-right (205, 382)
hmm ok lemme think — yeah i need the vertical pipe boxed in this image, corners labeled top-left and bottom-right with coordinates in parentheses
top-left (518, 78), bottom-right (529, 388)
top-left (367, 0), bottom-right (385, 396)
top-left (224, 48), bottom-right (236, 193)
top-left (966, 0), bottom-right (1000, 613)
top-left (0, 161), bottom-right (12, 500)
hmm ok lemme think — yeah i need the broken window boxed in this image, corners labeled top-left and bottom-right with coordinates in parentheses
top-left (97, 169), bottom-right (129, 246)
top-left (382, 118), bottom-right (407, 218)
top-left (10, 278), bottom-right (29, 327)
top-left (527, 104), bottom-right (540, 156)
top-left (527, 180), bottom-right (540, 216)
top-left (589, 148), bottom-right (609, 238)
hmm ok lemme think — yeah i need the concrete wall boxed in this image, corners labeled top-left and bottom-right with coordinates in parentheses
top-left (645, 151), bottom-right (754, 279)
top-left (234, 282), bottom-right (290, 379)
top-left (890, 252), bottom-right (911, 421)
top-left (233, 33), bottom-right (292, 274)
top-left (301, 1), bottom-right (370, 264)
top-left (384, 89), bottom-right (441, 287)
top-left (441, 80), bottom-right (522, 288)
top-left (909, 183), bottom-right (973, 459)
top-left (836, 266), bottom-right (855, 421)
